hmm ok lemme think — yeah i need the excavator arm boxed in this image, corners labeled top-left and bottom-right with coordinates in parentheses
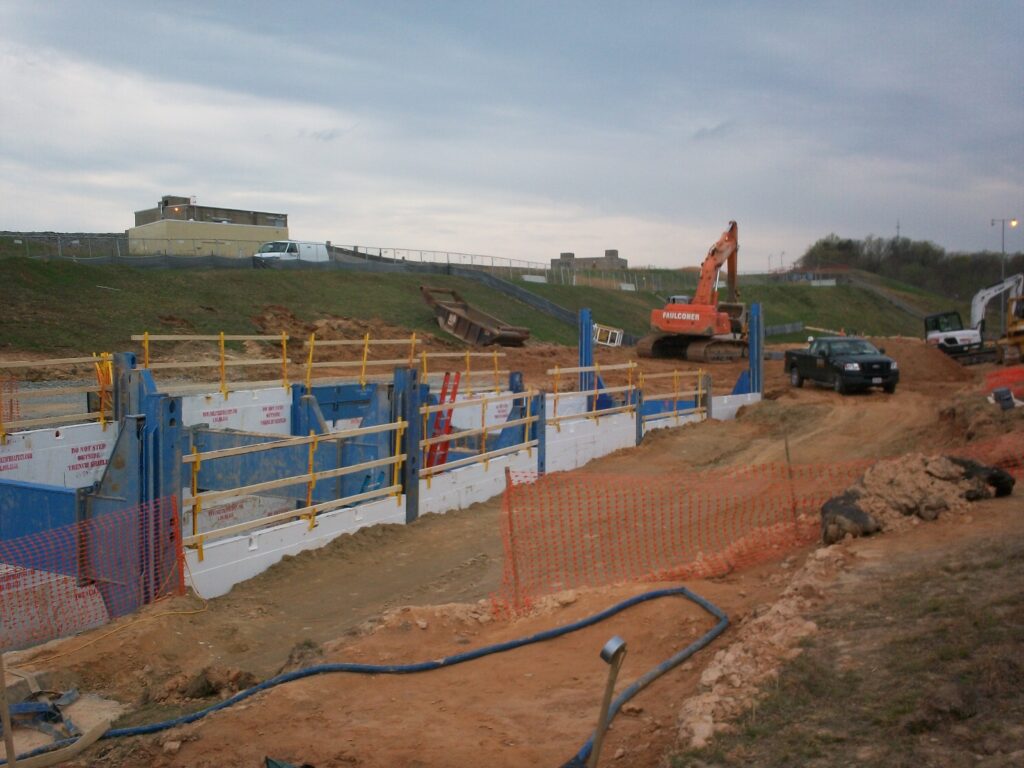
top-left (970, 274), bottom-right (1024, 330)
top-left (692, 221), bottom-right (739, 306)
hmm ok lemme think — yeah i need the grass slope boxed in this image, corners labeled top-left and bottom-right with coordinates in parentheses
top-left (0, 258), bottom-right (578, 352)
top-left (0, 257), bottom-right (950, 354)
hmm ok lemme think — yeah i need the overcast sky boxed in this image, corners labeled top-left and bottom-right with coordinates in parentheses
top-left (1, 1), bottom-right (1021, 269)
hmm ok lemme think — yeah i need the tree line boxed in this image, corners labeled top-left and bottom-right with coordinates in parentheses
top-left (796, 234), bottom-right (1024, 300)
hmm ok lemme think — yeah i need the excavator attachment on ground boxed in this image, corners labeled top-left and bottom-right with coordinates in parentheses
top-left (420, 286), bottom-right (530, 346)
top-left (636, 221), bottom-right (748, 362)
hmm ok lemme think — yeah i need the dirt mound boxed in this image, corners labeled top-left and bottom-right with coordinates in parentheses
top-left (867, 336), bottom-right (974, 385)
top-left (939, 393), bottom-right (1024, 442)
top-left (677, 546), bottom-right (851, 747)
top-left (821, 453), bottom-right (1014, 544)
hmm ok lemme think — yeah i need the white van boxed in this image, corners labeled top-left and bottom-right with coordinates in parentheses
top-left (252, 240), bottom-right (329, 265)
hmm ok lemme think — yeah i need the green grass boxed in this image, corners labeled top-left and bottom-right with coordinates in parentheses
top-left (0, 257), bottom-right (578, 352)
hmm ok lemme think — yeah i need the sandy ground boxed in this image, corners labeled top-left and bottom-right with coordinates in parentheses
top-left (4, 337), bottom-right (1023, 767)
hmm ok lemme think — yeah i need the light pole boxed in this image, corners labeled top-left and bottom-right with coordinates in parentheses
top-left (991, 217), bottom-right (1019, 336)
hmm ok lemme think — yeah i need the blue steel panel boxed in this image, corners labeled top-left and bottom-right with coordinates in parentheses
top-left (0, 480), bottom-right (79, 542)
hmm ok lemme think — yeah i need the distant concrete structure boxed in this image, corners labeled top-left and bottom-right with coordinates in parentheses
top-left (551, 249), bottom-right (629, 271)
top-left (128, 195), bottom-right (289, 257)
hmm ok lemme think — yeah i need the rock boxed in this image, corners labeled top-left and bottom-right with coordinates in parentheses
top-left (556, 591), bottom-right (578, 606)
top-left (613, 747), bottom-right (626, 759)
top-left (622, 704), bottom-right (643, 715)
top-left (183, 669), bottom-right (218, 699)
top-left (162, 740), bottom-right (182, 755)
top-left (278, 639), bottom-right (324, 674)
top-left (821, 490), bottom-right (881, 544)
top-left (416, 619), bottom-right (428, 630)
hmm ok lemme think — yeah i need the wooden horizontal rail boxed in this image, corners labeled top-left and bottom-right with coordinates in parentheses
top-left (307, 358), bottom-right (410, 369)
top-left (305, 339), bottom-right (419, 347)
top-left (16, 385), bottom-right (111, 399)
top-left (147, 359), bottom-right (281, 370)
top-left (184, 420), bottom-right (407, 463)
top-left (182, 484), bottom-right (401, 545)
top-left (158, 379), bottom-right (291, 396)
top-left (639, 370), bottom-right (703, 381)
top-left (419, 390), bottom-right (537, 416)
top-left (131, 334), bottom-right (285, 342)
top-left (0, 357), bottom-right (107, 370)
top-left (643, 407), bottom-right (705, 422)
top-left (547, 404), bottom-right (635, 424)
top-left (422, 370), bottom-right (511, 380)
top-left (421, 352), bottom-right (506, 359)
top-left (546, 363), bottom-right (636, 375)
top-left (551, 384), bottom-right (635, 398)
top-left (3, 411), bottom-right (111, 430)
top-left (643, 389), bottom-right (700, 401)
top-left (186, 454), bottom-right (404, 508)
top-left (419, 441), bottom-right (538, 478)
top-left (419, 415), bottom-right (536, 448)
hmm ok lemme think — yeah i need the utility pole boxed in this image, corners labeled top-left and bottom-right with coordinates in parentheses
top-left (992, 217), bottom-right (1019, 336)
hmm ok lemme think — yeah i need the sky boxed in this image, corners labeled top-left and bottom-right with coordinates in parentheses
top-left (1, 1), bottom-right (1021, 270)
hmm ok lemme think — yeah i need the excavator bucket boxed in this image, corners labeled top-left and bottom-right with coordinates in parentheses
top-left (420, 286), bottom-right (530, 347)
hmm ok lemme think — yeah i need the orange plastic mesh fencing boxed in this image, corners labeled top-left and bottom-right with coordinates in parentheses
top-left (985, 366), bottom-right (1024, 399)
top-left (0, 498), bottom-right (183, 652)
top-left (496, 436), bottom-right (1024, 610)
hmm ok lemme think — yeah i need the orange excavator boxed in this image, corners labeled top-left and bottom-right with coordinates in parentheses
top-left (636, 221), bottom-right (747, 362)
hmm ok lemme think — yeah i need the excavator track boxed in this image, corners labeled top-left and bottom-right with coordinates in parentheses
top-left (636, 333), bottom-right (746, 362)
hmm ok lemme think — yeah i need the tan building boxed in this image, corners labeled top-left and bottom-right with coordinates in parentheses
top-left (127, 195), bottom-right (289, 258)
top-left (551, 249), bottom-right (629, 271)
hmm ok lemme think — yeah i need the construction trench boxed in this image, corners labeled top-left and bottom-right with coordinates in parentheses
top-left (0, 308), bottom-right (1022, 767)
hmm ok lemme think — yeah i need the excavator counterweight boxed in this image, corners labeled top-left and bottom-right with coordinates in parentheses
top-left (637, 221), bottom-right (748, 362)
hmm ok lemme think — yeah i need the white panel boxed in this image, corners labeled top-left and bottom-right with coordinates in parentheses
top-left (643, 412), bottom-right (703, 434)
top-left (0, 422), bottom-right (119, 488)
top-left (181, 387), bottom-right (292, 434)
top-left (449, 391), bottom-right (515, 431)
top-left (710, 393), bottom-right (762, 421)
top-left (185, 496), bottom-right (407, 598)
top-left (0, 565), bottom-right (109, 650)
top-left (419, 449), bottom-right (536, 515)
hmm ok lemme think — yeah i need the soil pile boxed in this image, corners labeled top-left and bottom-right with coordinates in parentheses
top-left (821, 453), bottom-right (1015, 544)
top-left (676, 546), bottom-right (850, 748)
top-left (867, 336), bottom-right (973, 385)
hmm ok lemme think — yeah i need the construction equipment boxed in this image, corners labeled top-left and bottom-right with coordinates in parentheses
top-left (420, 286), bottom-right (530, 347)
top-left (637, 221), bottom-right (747, 361)
top-left (925, 274), bottom-right (1023, 365)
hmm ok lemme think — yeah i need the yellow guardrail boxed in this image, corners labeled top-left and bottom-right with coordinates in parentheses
top-left (182, 419), bottom-right (407, 559)
top-left (0, 353), bottom-right (114, 443)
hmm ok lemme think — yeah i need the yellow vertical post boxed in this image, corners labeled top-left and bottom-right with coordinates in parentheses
top-left (525, 393), bottom-right (532, 457)
top-left (592, 362), bottom-right (600, 421)
top-left (553, 366), bottom-right (561, 432)
top-left (408, 333), bottom-right (417, 365)
top-left (305, 333), bottom-right (315, 391)
top-left (218, 331), bottom-right (228, 400)
top-left (627, 362), bottom-right (634, 413)
top-left (359, 332), bottom-right (370, 389)
top-left (464, 350), bottom-right (471, 379)
top-left (190, 446), bottom-right (201, 538)
top-left (280, 331), bottom-right (290, 391)
top-left (391, 422), bottom-right (405, 505)
top-left (305, 431), bottom-right (318, 525)
top-left (698, 368), bottom-right (705, 420)
top-left (673, 371), bottom-right (680, 421)
top-left (482, 426), bottom-right (489, 469)
top-left (492, 350), bottom-right (500, 393)
top-left (143, 331), bottom-right (151, 368)
top-left (92, 353), bottom-right (107, 431)
top-left (420, 351), bottom-right (428, 377)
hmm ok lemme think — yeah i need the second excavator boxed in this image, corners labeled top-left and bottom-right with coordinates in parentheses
top-left (637, 221), bottom-right (747, 362)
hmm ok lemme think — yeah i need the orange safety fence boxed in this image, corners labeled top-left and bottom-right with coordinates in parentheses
top-left (496, 435), bottom-right (1024, 610)
top-left (0, 498), bottom-right (184, 652)
top-left (985, 366), bottom-right (1024, 399)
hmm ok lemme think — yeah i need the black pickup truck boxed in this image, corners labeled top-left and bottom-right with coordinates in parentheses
top-left (785, 337), bottom-right (899, 395)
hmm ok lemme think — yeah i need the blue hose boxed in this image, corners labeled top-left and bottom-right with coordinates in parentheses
top-left (3, 586), bottom-right (727, 766)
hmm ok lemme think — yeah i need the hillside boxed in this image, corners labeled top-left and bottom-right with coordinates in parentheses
top-left (0, 257), bottom-right (945, 354)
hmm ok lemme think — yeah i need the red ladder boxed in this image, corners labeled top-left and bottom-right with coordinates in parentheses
top-left (425, 371), bottom-right (461, 468)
